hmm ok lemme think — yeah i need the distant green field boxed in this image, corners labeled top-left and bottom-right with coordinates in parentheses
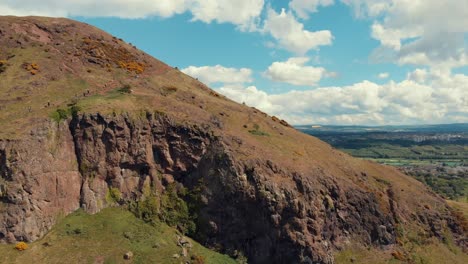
top-left (301, 126), bottom-right (468, 201)
top-left (367, 158), bottom-right (466, 167)
top-left (341, 144), bottom-right (468, 162)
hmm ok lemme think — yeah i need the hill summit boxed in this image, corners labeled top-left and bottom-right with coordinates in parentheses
top-left (0, 16), bottom-right (466, 263)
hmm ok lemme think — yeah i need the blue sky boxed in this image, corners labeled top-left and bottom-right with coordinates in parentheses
top-left (2, 0), bottom-right (467, 125)
top-left (73, 2), bottom-right (400, 89)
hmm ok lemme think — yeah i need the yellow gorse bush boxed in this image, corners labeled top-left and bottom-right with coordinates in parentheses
top-left (15, 242), bottom-right (28, 251)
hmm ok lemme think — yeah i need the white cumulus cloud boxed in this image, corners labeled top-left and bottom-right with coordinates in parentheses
top-left (218, 85), bottom-right (276, 113)
top-left (264, 57), bottom-right (328, 86)
top-left (345, 0), bottom-right (468, 70)
top-left (378, 72), bottom-right (389, 79)
top-left (0, 0), bottom-right (264, 29)
top-left (181, 65), bottom-right (252, 85)
top-left (407, 69), bottom-right (428, 83)
top-left (289, 0), bottom-right (335, 19)
top-left (262, 8), bottom-right (333, 54)
top-left (190, 0), bottom-right (264, 31)
top-left (0, 0), bottom-right (190, 18)
top-left (342, 0), bottom-right (390, 18)
top-left (217, 70), bottom-right (468, 125)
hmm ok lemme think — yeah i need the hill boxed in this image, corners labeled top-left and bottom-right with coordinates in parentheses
top-left (0, 16), bottom-right (466, 263)
top-left (0, 207), bottom-right (235, 263)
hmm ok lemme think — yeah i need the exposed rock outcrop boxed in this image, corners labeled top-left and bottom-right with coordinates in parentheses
top-left (1, 113), bottom-right (464, 263)
top-left (70, 113), bottom-right (400, 263)
top-left (0, 123), bottom-right (81, 242)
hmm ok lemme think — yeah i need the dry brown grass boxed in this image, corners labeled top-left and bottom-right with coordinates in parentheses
top-left (335, 242), bottom-right (468, 264)
top-left (447, 200), bottom-right (468, 219)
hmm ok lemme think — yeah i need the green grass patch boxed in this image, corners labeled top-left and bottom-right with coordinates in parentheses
top-left (0, 207), bottom-right (236, 264)
top-left (116, 84), bottom-right (132, 94)
top-left (248, 124), bottom-right (270, 136)
top-left (50, 105), bottom-right (82, 122)
top-left (50, 108), bottom-right (69, 122)
top-left (129, 183), bottom-right (197, 236)
top-left (106, 187), bottom-right (122, 205)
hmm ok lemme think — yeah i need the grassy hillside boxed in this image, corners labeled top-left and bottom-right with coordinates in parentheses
top-left (335, 199), bottom-right (468, 264)
top-left (0, 208), bottom-right (236, 264)
top-left (335, 242), bottom-right (468, 264)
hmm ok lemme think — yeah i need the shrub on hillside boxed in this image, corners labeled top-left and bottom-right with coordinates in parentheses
top-left (70, 105), bottom-right (82, 118)
top-left (106, 187), bottom-right (122, 204)
top-left (248, 123), bottom-right (269, 136)
top-left (159, 183), bottom-right (196, 234)
top-left (129, 195), bottom-right (160, 223)
top-left (22, 62), bottom-right (40, 75)
top-left (161, 86), bottom-right (178, 96)
top-left (191, 255), bottom-right (205, 264)
top-left (0, 60), bottom-right (7, 73)
top-left (129, 183), bottom-right (196, 235)
top-left (117, 61), bottom-right (145, 74)
top-left (52, 108), bottom-right (69, 122)
top-left (51, 104), bottom-right (82, 122)
top-left (117, 84), bottom-right (132, 94)
top-left (15, 242), bottom-right (28, 251)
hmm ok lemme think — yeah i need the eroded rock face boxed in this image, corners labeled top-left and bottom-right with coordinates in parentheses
top-left (0, 114), bottom-right (464, 264)
top-left (70, 113), bottom-right (214, 214)
top-left (0, 123), bottom-right (81, 242)
top-left (68, 113), bottom-right (399, 263)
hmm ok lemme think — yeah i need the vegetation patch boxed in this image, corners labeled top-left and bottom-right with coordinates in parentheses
top-left (129, 183), bottom-right (197, 235)
top-left (159, 184), bottom-right (195, 234)
top-left (409, 170), bottom-right (467, 200)
top-left (51, 108), bottom-right (69, 122)
top-left (116, 84), bottom-right (132, 94)
top-left (161, 86), bottom-right (178, 96)
top-left (129, 195), bottom-right (160, 223)
top-left (50, 104), bottom-right (82, 123)
top-left (0, 208), bottom-right (235, 264)
top-left (80, 36), bottom-right (146, 74)
top-left (0, 60), bottom-right (7, 73)
top-left (248, 124), bottom-right (270, 136)
top-left (118, 61), bottom-right (145, 74)
top-left (14, 242), bottom-right (27, 251)
top-left (22, 62), bottom-right (39, 75)
top-left (106, 187), bottom-right (122, 205)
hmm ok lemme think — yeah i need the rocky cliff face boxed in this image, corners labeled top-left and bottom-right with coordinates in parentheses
top-left (1, 112), bottom-right (464, 263)
top-left (0, 123), bottom-right (81, 242)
